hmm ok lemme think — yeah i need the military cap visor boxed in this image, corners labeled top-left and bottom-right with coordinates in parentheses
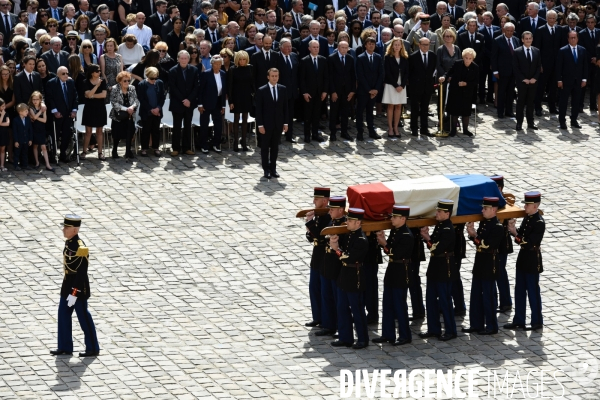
top-left (482, 197), bottom-right (500, 207)
top-left (63, 214), bottom-right (82, 227)
top-left (347, 208), bottom-right (365, 220)
top-left (390, 205), bottom-right (410, 217)
top-left (313, 187), bottom-right (331, 198)
top-left (522, 191), bottom-right (542, 204)
top-left (490, 175), bottom-right (504, 187)
top-left (327, 196), bottom-right (347, 208)
top-left (436, 199), bottom-right (454, 212)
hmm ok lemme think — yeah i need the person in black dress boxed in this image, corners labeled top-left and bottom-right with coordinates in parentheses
top-left (227, 50), bottom-right (255, 152)
top-left (81, 64), bottom-right (108, 160)
top-left (439, 48), bottom-right (479, 137)
top-left (28, 91), bottom-right (54, 172)
top-left (0, 99), bottom-right (9, 171)
top-left (166, 17), bottom-right (186, 60)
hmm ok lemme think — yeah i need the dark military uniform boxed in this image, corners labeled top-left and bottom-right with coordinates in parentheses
top-left (468, 214), bottom-right (504, 333)
top-left (333, 210), bottom-right (369, 347)
top-left (379, 224), bottom-right (414, 343)
top-left (306, 211), bottom-right (332, 325)
top-left (409, 227), bottom-right (426, 318)
top-left (450, 224), bottom-right (467, 314)
top-left (496, 218), bottom-right (514, 310)
top-left (422, 201), bottom-right (457, 339)
top-left (57, 230), bottom-right (100, 354)
top-left (318, 214), bottom-right (347, 334)
top-left (363, 232), bottom-right (382, 324)
top-left (511, 208), bottom-right (545, 327)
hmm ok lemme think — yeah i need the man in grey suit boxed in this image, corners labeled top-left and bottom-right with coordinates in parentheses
top-left (41, 37), bottom-right (70, 74)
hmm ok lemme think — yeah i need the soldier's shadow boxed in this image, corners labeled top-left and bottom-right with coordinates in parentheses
top-left (51, 356), bottom-right (96, 392)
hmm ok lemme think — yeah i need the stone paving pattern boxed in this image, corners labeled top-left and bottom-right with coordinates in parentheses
top-left (0, 100), bottom-right (599, 399)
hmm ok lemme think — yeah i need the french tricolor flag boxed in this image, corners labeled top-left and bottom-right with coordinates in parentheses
top-left (347, 174), bottom-right (506, 220)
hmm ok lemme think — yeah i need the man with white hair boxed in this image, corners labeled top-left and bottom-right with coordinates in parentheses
top-left (532, 9), bottom-right (562, 115)
top-left (429, 1), bottom-right (447, 31)
top-left (225, 21), bottom-right (248, 51)
top-left (517, 2), bottom-right (545, 38)
top-left (300, 19), bottom-right (328, 58)
top-left (493, 3), bottom-right (517, 26)
top-left (45, 66), bottom-right (78, 162)
top-left (491, 21), bottom-right (520, 118)
top-left (126, 12), bottom-right (152, 48)
top-left (41, 36), bottom-right (69, 73)
top-left (390, 0), bottom-right (406, 22)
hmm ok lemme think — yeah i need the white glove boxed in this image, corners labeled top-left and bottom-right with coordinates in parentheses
top-left (67, 294), bottom-right (77, 307)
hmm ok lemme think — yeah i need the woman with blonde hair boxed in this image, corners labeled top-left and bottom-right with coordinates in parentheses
top-left (79, 39), bottom-right (98, 71)
top-left (382, 38), bottom-right (409, 137)
top-left (227, 50), bottom-right (254, 151)
top-left (220, 47), bottom-right (234, 71)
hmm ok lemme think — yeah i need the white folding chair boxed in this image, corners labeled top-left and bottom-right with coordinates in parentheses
top-left (472, 104), bottom-right (477, 136)
top-left (224, 100), bottom-right (257, 148)
top-left (103, 103), bottom-right (113, 150)
top-left (160, 98), bottom-right (173, 153)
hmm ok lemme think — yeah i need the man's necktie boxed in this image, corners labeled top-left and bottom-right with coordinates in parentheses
top-left (3, 14), bottom-right (9, 31)
top-left (424, 31), bottom-right (428, 39)
top-left (508, 39), bottom-right (514, 55)
top-left (53, 9), bottom-right (58, 20)
top-left (488, 27), bottom-right (492, 37)
top-left (423, 53), bottom-right (427, 67)
top-left (99, 44), bottom-right (103, 56)
top-left (527, 48), bottom-right (532, 62)
top-left (28, 73), bottom-right (33, 86)
top-left (159, 14), bottom-right (163, 23)
top-left (286, 55), bottom-right (291, 69)
top-left (471, 34), bottom-right (474, 45)
top-left (573, 47), bottom-right (578, 63)
top-left (55, 53), bottom-right (59, 64)
top-left (591, 30), bottom-right (595, 41)
top-left (62, 82), bottom-right (68, 105)
top-left (450, 7), bottom-right (454, 19)
top-left (265, 51), bottom-right (269, 62)
top-left (212, 31), bottom-right (217, 42)
top-left (295, 14), bottom-right (300, 27)
top-left (531, 19), bottom-right (535, 31)
top-left (550, 27), bottom-right (554, 35)
top-left (313, 57), bottom-right (317, 71)
top-left (271, 86), bottom-right (276, 101)
top-left (330, 21), bottom-right (334, 30)
top-left (341, 55), bottom-right (345, 65)
top-left (369, 55), bottom-right (373, 64)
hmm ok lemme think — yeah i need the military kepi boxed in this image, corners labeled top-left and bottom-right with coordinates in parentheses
top-left (436, 199), bottom-right (454, 213)
top-left (327, 196), bottom-right (346, 208)
top-left (391, 205), bottom-right (410, 217)
top-left (522, 191), bottom-right (541, 204)
top-left (313, 187), bottom-right (330, 198)
top-left (490, 175), bottom-right (504, 188)
top-left (482, 197), bottom-right (499, 207)
top-left (347, 208), bottom-right (365, 220)
top-left (63, 214), bottom-right (82, 227)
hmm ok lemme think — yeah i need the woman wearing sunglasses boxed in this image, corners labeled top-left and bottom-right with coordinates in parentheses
top-left (109, 71), bottom-right (138, 160)
top-left (34, 10), bottom-right (49, 30)
top-left (136, 67), bottom-right (164, 157)
top-left (81, 64), bottom-right (107, 160)
top-left (45, 18), bottom-right (63, 39)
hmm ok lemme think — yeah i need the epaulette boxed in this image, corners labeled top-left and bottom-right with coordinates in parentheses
top-left (76, 240), bottom-right (89, 257)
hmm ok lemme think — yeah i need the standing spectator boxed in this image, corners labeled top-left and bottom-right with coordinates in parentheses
top-left (12, 102), bottom-right (32, 170)
top-left (556, 30), bottom-right (588, 129)
top-left (116, 0), bottom-right (135, 33)
top-left (34, 9), bottom-right (49, 30)
top-left (578, 15), bottom-right (599, 112)
top-left (168, 49), bottom-right (198, 156)
top-left (130, 49), bottom-right (160, 86)
top-left (300, 20), bottom-right (328, 58)
top-left (155, 40), bottom-right (176, 84)
top-left (117, 33), bottom-right (144, 69)
top-left (146, 0), bottom-right (168, 37)
top-left (198, 39), bottom-right (211, 69)
top-left (276, 38), bottom-right (298, 142)
top-left (126, 13), bottom-right (152, 49)
top-left (382, 37), bottom-right (408, 138)
top-left (408, 37), bottom-right (437, 137)
top-left (513, 31), bottom-right (541, 131)
top-left (491, 22), bottom-right (519, 118)
top-left (328, 40), bottom-right (355, 141)
top-left (166, 16), bottom-right (186, 60)
top-left (0, 65), bottom-right (14, 116)
top-left (252, 34), bottom-right (279, 90)
top-left (255, 67), bottom-right (287, 179)
top-left (355, 37), bottom-right (383, 140)
top-left (479, 12), bottom-right (500, 104)
top-left (533, 10), bottom-right (563, 115)
top-left (109, 71), bottom-right (137, 160)
top-left (0, 0), bottom-right (17, 40)
top-left (0, 98), bottom-right (8, 171)
top-left (81, 63), bottom-right (106, 160)
top-left (45, 18), bottom-right (62, 38)
top-left (63, 31), bottom-right (80, 55)
top-left (78, 38), bottom-right (96, 70)
top-left (219, 47), bottom-right (233, 71)
top-left (14, 55), bottom-right (45, 108)
top-left (227, 50), bottom-right (254, 151)
top-left (436, 29), bottom-right (460, 132)
top-left (91, 4), bottom-right (117, 39)
top-left (28, 90), bottom-right (53, 171)
top-left (99, 37), bottom-right (122, 97)
top-left (299, 39), bottom-right (327, 143)
top-left (75, 0), bottom-right (94, 20)
top-left (439, 48), bottom-right (479, 137)
top-left (198, 54), bottom-right (226, 153)
top-left (67, 54), bottom-right (85, 101)
top-left (161, 4), bottom-right (185, 40)
top-left (41, 36), bottom-right (69, 73)
top-left (46, 66), bottom-right (78, 162)
top-left (136, 66), bottom-right (165, 157)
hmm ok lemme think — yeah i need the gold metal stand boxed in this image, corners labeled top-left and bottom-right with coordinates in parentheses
top-left (435, 82), bottom-right (449, 137)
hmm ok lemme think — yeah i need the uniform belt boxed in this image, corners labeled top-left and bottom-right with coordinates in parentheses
top-left (342, 261), bottom-right (363, 267)
top-left (432, 252), bottom-right (451, 258)
top-left (389, 258), bottom-right (410, 264)
top-left (524, 245), bottom-right (540, 251)
top-left (476, 248), bottom-right (498, 254)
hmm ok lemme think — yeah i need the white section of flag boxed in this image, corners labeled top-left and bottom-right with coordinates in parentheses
top-left (382, 175), bottom-right (460, 217)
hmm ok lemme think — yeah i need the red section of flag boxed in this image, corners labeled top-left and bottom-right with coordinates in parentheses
top-left (347, 183), bottom-right (395, 221)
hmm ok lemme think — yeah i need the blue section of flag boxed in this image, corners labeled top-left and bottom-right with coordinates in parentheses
top-left (308, 2), bottom-right (318, 10)
top-left (445, 174), bottom-right (507, 215)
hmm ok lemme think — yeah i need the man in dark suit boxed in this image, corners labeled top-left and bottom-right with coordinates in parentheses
top-left (278, 0), bottom-right (292, 13)
top-left (328, 40), bottom-right (355, 141)
top-left (561, 13), bottom-right (581, 46)
top-left (277, 38), bottom-right (299, 142)
top-left (355, 37), bottom-right (383, 140)
top-left (204, 14), bottom-right (220, 49)
top-left (146, 0), bottom-right (168, 37)
top-left (578, 15), bottom-right (599, 111)
top-left (479, 12), bottom-right (501, 103)
top-left (492, 22), bottom-right (520, 118)
top-left (299, 39), bottom-right (328, 143)
top-left (517, 3), bottom-right (545, 38)
top-left (457, 19), bottom-right (485, 67)
top-left (299, 20), bottom-right (329, 58)
top-left (252, 35), bottom-right (280, 95)
top-left (556, 30), bottom-right (588, 129)
top-left (290, 0), bottom-right (304, 29)
top-left (14, 55), bottom-right (46, 110)
top-left (342, 0), bottom-right (357, 21)
top-left (0, 0), bottom-right (17, 39)
top-left (276, 13), bottom-right (300, 41)
top-left (447, 0), bottom-right (465, 22)
top-left (90, 4), bottom-right (117, 39)
top-left (136, 0), bottom-right (156, 19)
top-left (292, 25), bottom-right (309, 52)
top-left (46, 66), bottom-right (78, 162)
top-left (349, 4), bottom-right (373, 28)
top-left (168, 50), bottom-right (199, 156)
top-left (533, 10), bottom-right (562, 115)
top-left (245, 32), bottom-right (263, 57)
top-left (198, 55), bottom-right (226, 154)
top-left (47, 0), bottom-right (63, 21)
top-left (408, 37), bottom-right (436, 137)
top-left (538, 0), bottom-right (554, 19)
top-left (15, 11), bottom-right (37, 40)
top-left (429, 1), bottom-right (448, 32)
top-left (161, 4), bottom-right (186, 40)
top-left (255, 68), bottom-right (288, 179)
top-left (75, 0), bottom-right (96, 19)
top-left (513, 31), bottom-right (541, 130)
top-left (41, 37), bottom-right (69, 74)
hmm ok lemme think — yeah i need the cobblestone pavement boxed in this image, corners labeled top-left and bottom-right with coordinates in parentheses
top-left (0, 101), bottom-right (599, 399)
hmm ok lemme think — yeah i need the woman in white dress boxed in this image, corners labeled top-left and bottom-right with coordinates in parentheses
top-left (382, 38), bottom-right (409, 137)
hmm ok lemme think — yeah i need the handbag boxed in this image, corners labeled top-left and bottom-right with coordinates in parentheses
top-left (114, 110), bottom-right (129, 121)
